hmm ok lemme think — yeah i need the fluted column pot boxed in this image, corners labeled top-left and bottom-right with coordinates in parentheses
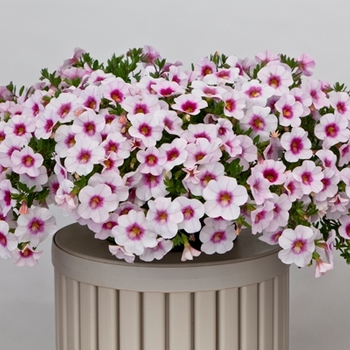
top-left (51, 223), bottom-right (289, 350)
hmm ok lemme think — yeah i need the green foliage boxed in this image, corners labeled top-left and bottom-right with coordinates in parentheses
top-left (40, 68), bottom-right (62, 89)
top-left (104, 48), bottom-right (143, 82)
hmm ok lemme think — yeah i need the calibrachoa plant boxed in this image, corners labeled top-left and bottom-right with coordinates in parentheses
top-left (1, 45), bottom-right (350, 276)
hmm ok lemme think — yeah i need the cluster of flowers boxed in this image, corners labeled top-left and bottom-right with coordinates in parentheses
top-left (0, 45), bottom-right (350, 276)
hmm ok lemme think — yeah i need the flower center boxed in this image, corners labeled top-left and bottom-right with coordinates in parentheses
top-left (156, 210), bottom-right (168, 223)
top-left (139, 123), bottom-right (151, 136)
top-left (84, 97), bottom-right (97, 109)
top-left (78, 150), bottom-right (91, 163)
top-left (127, 224), bottom-right (144, 240)
top-left (14, 123), bottom-right (26, 136)
top-left (325, 123), bottom-right (339, 137)
top-left (183, 206), bottom-right (195, 220)
top-left (292, 239), bottom-right (306, 254)
top-left (134, 104), bottom-right (148, 114)
top-left (160, 87), bottom-right (174, 96)
top-left (146, 154), bottom-right (157, 166)
top-left (337, 102), bottom-right (346, 114)
top-left (22, 155), bottom-right (34, 167)
top-left (282, 106), bottom-right (293, 118)
top-left (246, 87), bottom-right (262, 98)
top-left (84, 122), bottom-right (96, 136)
top-left (218, 191), bottom-right (233, 206)
top-left (263, 168), bottom-right (278, 183)
top-left (201, 66), bottom-right (213, 76)
top-left (0, 233), bottom-right (7, 247)
top-left (268, 76), bottom-right (281, 88)
top-left (301, 172), bottom-right (312, 185)
top-left (111, 90), bottom-right (123, 103)
top-left (20, 247), bottom-right (33, 258)
top-left (290, 137), bottom-right (303, 154)
top-left (346, 224), bottom-right (350, 238)
top-left (250, 116), bottom-right (265, 130)
top-left (225, 99), bottom-right (236, 112)
top-left (182, 101), bottom-right (197, 113)
top-left (166, 148), bottom-right (179, 161)
top-left (29, 219), bottom-right (44, 234)
top-left (58, 103), bottom-right (71, 118)
top-left (89, 195), bottom-right (103, 209)
top-left (210, 230), bottom-right (226, 243)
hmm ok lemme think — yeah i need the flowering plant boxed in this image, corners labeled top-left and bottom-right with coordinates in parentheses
top-left (1, 45), bottom-right (350, 276)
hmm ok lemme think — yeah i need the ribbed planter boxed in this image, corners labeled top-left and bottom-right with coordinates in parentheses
top-left (52, 223), bottom-right (289, 350)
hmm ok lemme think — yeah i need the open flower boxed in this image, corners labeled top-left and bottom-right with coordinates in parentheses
top-left (112, 210), bottom-right (157, 255)
top-left (78, 184), bottom-right (119, 223)
top-left (15, 207), bottom-right (57, 247)
top-left (203, 176), bottom-right (248, 220)
top-left (278, 225), bottom-right (317, 267)
top-left (146, 197), bottom-right (183, 238)
top-left (200, 221), bottom-right (237, 254)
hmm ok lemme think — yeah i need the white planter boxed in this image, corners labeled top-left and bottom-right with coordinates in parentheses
top-left (52, 223), bottom-right (289, 350)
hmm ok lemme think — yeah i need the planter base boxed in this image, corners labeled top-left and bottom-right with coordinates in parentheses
top-left (52, 223), bottom-right (289, 350)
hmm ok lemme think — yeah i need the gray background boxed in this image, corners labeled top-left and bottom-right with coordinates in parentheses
top-left (0, 1), bottom-right (349, 349)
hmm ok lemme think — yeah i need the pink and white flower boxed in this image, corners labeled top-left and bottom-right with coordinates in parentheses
top-left (250, 201), bottom-right (275, 234)
top-left (146, 197), bottom-right (183, 238)
top-left (11, 145), bottom-right (44, 177)
top-left (136, 146), bottom-right (167, 175)
top-left (338, 216), bottom-right (350, 240)
top-left (181, 241), bottom-right (201, 261)
top-left (109, 245), bottom-right (135, 263)
top-left (241, 79), bottom-right (275, 107)
top-left (0, 221), bottom-right (17, 259)
top-left (46, 92), bottom-right (78, 123)
top-left (78, 184), bottom-right (119, 223)
top-left (0, 134), bottom-right (26, 168)
top-left (103, 78), bottom-right (130, 104)
top-left (278, 225), bottom-right (317, 267)
top-left (112, 210), bottom-right (157, 255)
top-left (184, 138), bottom-right (222, 168)
top-left (240, 106), bottom-right (277, 141)
top-left (203, 176), bottom-right (248, 220)
top-left (71, 109), bottom-right (105, 142)
top-left (88, 213), bottom-right (119, 240)
top-left (292, 160), bottom-right (324, 195)
top-left (296, 53), bottom-right (315, 76)
top-left (329, 91), bottom-right (350, 120)
top-left (222, 90), bottom-right (246, 120)
top-left (314, 113), bottom-right (350, 147)
top-left (247, 172), bottom-right (273, 205)
top-left (160, 138), bottom-right (188, 171)
top-left (15, 207), bottom-right (57, 247)
top-left (200, 222), bottom-right (237, 254)
top-left (253, 159), bottom-right (286, 185)
top-left (64, 140), bottom-right (105, 176)
top-left (55, 179), bottom-right (78, 212)
top-left (13, 246), bottom-right (43, 267)
top-left (4, 114), bottom-right (36, 141)
top-left (257, 64), bottom-right (293, 95)
top-left (139, 238), bottom-right (173, 261)
top-left (175, 197), bottom-right (205, 233)
top-left (122, 95), bottom-right (159, 116)
top-left (301, 79), bottom-right (329, 109)
top-left (172, 94), bottom-right (208, 115)
top-left (280, 127), bottom-right (312, 163)
top-left (128, 113), bottom-right (163, 148)
top-left (275, 94), bottom-right (304, 127)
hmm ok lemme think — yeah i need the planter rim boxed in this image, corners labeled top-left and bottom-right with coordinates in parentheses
top-left (52, 223), bottom-right (280, 267)
top-left (51, 223), bottom-right (288, 292)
